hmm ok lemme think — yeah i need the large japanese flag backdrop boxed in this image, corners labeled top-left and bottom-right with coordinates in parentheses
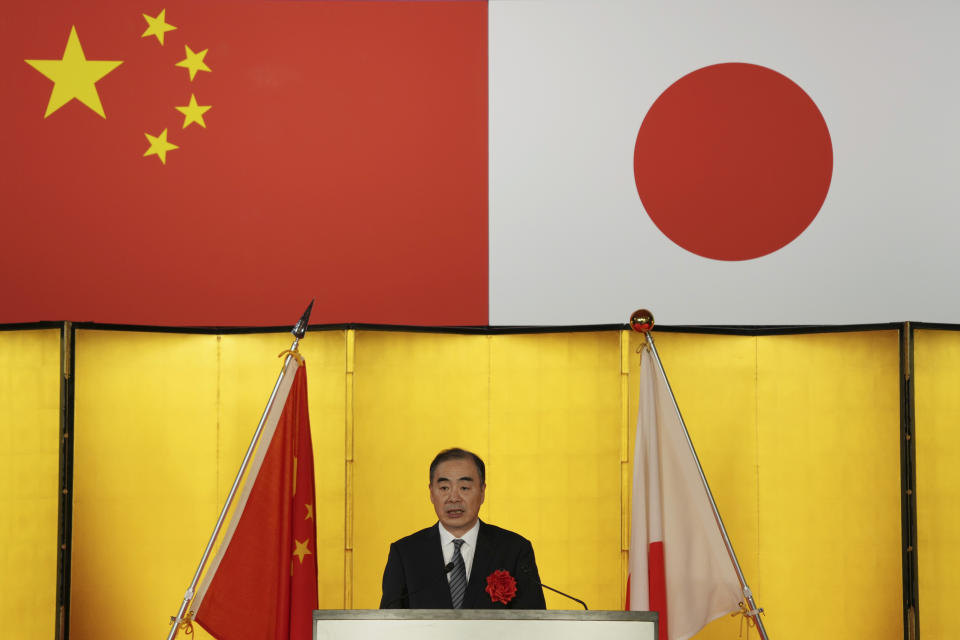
top-left (3, 0), bottom-right (959, 326)
top-left (490, 0), bottom-right (960, 326)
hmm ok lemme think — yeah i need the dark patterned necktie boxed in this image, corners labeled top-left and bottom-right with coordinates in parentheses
top-left (449, 539), bottom-right (467, 609)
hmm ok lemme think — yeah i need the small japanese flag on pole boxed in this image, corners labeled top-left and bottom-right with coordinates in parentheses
top-left (628, 317), bottom-right (764, 640)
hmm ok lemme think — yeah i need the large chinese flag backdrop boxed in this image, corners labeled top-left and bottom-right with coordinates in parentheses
top-left (2, 1), bottom-right (487, 326)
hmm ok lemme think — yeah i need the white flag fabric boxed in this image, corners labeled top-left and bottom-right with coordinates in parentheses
top-left (629, 344), bottom-right (744, 640)
top-left (490, 0), bottom-right (960, 325)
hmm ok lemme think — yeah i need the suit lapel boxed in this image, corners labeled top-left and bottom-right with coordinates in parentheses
top-left (463, 520), bottom-right (494, 608)
top-left (424, 523), bottom-right (454, 608)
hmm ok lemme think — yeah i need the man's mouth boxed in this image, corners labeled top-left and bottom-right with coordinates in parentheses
top-left (446, 508), bottom-right (465, 518)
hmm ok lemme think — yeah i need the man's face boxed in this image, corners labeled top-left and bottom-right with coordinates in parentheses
top-left (429, 457), bottom-right (486, 537)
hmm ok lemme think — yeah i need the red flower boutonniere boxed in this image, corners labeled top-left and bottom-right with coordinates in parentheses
top-left (485, 569), bottom-right (517, 605)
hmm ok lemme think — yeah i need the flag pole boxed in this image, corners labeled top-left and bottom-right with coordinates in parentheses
top-left (629, 309), bottom-right (770, 639)
top-left (165, 301), bottom-right (314, 640)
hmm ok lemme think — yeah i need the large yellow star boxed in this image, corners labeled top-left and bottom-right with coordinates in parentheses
top-left (175, 45), bottom-right (211, 81)
top-left (293, 538), bottom-right (312, 564)
top-left (25, 26), bottom-right (123, 119)
top-left (175, 94), bottom-right (211, 129)
top-left (142, 9), bottom-right (177, 45)
top-left (144, 128), bottom-right (178, 164)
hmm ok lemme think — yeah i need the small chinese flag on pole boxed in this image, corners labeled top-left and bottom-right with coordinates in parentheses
top-left (193, 358), bottom-right (318, 640)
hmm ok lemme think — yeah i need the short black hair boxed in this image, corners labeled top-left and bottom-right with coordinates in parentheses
top-left (429, 448), bottom-right (486, 485)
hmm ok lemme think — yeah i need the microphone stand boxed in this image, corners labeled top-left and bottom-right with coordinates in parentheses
top-left (539, 583), bottom-right (588, 610)
top-left (520, 563), bottom-right (588, 610)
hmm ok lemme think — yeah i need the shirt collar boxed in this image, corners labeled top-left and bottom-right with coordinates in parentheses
top-left (438, 519), bottom-right (480, 547)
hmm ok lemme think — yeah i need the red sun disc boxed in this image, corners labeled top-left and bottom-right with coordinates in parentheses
top-left (634, 63), bottom-right (833, 261)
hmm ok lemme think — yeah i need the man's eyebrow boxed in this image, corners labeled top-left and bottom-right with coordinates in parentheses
top-left (435, 475), bottom-right (475, 483)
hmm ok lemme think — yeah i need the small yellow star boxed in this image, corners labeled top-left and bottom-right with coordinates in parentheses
top-left (175, 94), bottom-right (211, 128)
top-left (175, 45), bottom-right (211, 81)
top-left (144, 128), bottom-right (178, 164)
top-left (304, 504), bottom-right (314, 520)
top-left (25, 26), bottom-right (123, 118)
top-left (142, 9), bottom-right (177, 45)
top-left (293, 538), bottom-right (312, 564)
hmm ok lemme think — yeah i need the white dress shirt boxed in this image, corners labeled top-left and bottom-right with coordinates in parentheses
top-left (438, 520), bottom-right (480, 583)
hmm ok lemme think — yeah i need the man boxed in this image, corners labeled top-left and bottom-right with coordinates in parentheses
top-left (380, 448), bottom-right (547, 609)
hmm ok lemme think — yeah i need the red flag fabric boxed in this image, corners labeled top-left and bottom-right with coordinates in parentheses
top-left (193, 359), bottom-right (318, 640)
top-left (628, 344), bottom-right (744, 640)
top-left (2, 0), bottom-right (486, 326)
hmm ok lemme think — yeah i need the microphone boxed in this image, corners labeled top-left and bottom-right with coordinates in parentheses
top-left (520, 563), bottom-right (588, 610)
top-left (382, 562), bottom-right (455, 609)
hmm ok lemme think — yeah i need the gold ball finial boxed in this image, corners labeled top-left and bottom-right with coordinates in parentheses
top-left (629, 309), bottom-right (655, 333)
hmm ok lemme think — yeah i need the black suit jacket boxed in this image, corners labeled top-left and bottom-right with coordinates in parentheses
top-left (380, 520), bottom-right (547, 609)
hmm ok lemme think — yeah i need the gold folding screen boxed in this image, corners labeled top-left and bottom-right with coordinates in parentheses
top-left (914, 329), bottom-right (960, 639)
top-left (651, 331), bottom-right (903, 638)
top-left (752, 332), bottom-right (902, 636)
top-left (0, 326), bottom-right (918, 639)
top-left (0, 329), bottom-right (61, 640)
top-left (69, 330), bottom-right (347, 640)
top-left (351, 331), bottom-right (625, 612)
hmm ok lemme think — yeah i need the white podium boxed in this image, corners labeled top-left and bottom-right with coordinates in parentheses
top-left (313, 609), bottom-right (658, 640)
